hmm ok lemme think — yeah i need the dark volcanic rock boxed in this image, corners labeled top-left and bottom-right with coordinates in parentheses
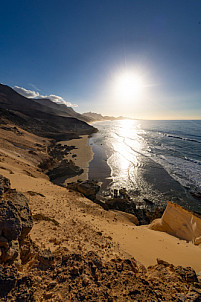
top-left (67, 182), bottom-right (164, 224)
top-left (0, 200), bottom-right (22, 242)
top-left (38, 141), bottom-right (84, 184)
top-left (135, 207), bottom-right (165, 225)
top-left (0, 175), bottom-right (11, 197)
top-left (0, 264), bottom-right (18, 298)
top-left (190, 190), bottom-right (201, 200)
top-left (47, 159), bottom-right (84, 182)
top-left (0, 265), bottom-right (34, 300)
top-left (12, 276), bottom-right (34, 301)
top-left (175, 266), bottom-right (198, 283)
top-left (67, 180), bottom-right (100, 201)
top-left (105, 197), bottom-right (133, 212)
top-left (0, 175), bottom-right (33, 264)
top-left (77, 181), bottom-right (100, 200)
top-left (4, 189), bottom-right (33, 240)
top-left (103, 197), bottom-right (165, 225)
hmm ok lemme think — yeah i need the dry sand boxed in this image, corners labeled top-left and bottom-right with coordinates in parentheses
top-left (0, 124), bottom-right (201, 273)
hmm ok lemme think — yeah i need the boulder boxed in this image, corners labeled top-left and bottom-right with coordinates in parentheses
top-left (68, 180), bottom-right (100, 201)
top-left (112, 188), bottom-right (131, 200)
top-left (105, 198), bottom-right (132, 212)
top-left (149, 202), bottom-right (201, 243)
top-left (77, 181), bottom-right (100, 200)
top-left (4, 190), bottom-right (33, 240)
top-left (0, 200), bottom-right (22, 242)
top-left (0, 175), bottom-right (33, 264)
top-left (119, 188), bottom-right (131, 200)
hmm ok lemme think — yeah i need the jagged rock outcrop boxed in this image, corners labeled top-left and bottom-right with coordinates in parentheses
top-left (0, 175), bottom-right (33, 264)
top-left (38, 141), bottom-right (84, 185)
top-left (25, 250), bottom-right (201, 301)
top-left (0, 175), bottom-right (35, 299)
top-left (67, 180), bottom-right (100, 201)
top-left (149, 202), bottom-right (201, 244)
top-left (103, 197), bottom-right (164, 225)
top-left (67, 183), bottom-right (165, 224)
top-left (47, 159), bottom-right (84, 183)
top-left (0, 200), bottom-right (22, 242)
top-left (0, 265), bottom-right (34, 300)
top-left (3, 189), bottom-right (33, 240)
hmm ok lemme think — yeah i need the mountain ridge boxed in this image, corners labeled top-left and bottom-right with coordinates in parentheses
top-left (0, 83), bottom-right (96, 140)
top-left (33, 97), bottom-right (91, 123)
top-left (82, 111), bottom-right (127, 121)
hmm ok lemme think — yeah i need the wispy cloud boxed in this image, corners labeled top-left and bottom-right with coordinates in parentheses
top-left (28, 83), bottom-right (41, 91)
top-left (13, 86), bottom-right (78, 108)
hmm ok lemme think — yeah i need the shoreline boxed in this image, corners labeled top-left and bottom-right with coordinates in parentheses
top-left (59, 135), bottom-right (94, 184)
top-left (86, 120), bottom-right (201, 215)
top-left (0, 123), bottom-right (201, 273)
top-left (41, 123), bottom-right (201, 224)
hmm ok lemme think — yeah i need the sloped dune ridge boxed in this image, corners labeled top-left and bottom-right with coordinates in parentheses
top-left (0, 86), bottom-right (201, 301)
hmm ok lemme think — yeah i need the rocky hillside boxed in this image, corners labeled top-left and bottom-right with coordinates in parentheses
top-left (0, 174), bottom-right (201, 301)
top-left (0, 84), bottom-right (96, 140)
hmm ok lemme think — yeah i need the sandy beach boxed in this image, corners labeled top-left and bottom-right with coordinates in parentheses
top-left (59, 135), bottom-right (94, 184)
top-left (0, 124), bottom-right (201, 273)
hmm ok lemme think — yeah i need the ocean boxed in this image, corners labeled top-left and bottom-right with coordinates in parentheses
top-left (88, 119), bottom-right (201, 214)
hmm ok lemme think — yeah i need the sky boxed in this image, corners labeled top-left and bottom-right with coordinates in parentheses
top-left (0, 0), bottom-right (201, 119)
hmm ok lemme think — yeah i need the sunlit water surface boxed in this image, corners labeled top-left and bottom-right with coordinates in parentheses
top-left (88, 119), bottom-right (201, 213)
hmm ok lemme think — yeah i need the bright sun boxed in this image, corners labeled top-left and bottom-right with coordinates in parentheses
top-left (113, 71), bottom-right (144, 102)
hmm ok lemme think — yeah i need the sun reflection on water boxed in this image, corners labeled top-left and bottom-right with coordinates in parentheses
top-left (108, 119), bottom-right (144, 190)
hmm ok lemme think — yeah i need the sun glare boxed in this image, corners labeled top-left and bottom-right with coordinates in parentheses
top-left (112, 71), bottom-right (144, 103)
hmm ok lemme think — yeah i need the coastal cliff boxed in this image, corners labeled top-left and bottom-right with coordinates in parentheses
top-left (0, 85), bottom-right (201, 300)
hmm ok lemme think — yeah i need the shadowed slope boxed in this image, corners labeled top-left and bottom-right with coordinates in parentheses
top-left (0, 84), bottom-right (96, 139)
top-left (34, 98), bottom-right (91, 122)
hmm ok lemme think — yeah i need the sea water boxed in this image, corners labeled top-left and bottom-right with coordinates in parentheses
top-left (88, 119), bottom-right (201, 213)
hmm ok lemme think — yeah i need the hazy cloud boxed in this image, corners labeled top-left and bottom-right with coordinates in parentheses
top-left (13, 86), bottom-right (78, 107)
top-left (14, 86), bottom-right (40, 98)
top-left (39, 94), bottom-right (78, 107)
top-left (66, 102), bottom-right (78, 108)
